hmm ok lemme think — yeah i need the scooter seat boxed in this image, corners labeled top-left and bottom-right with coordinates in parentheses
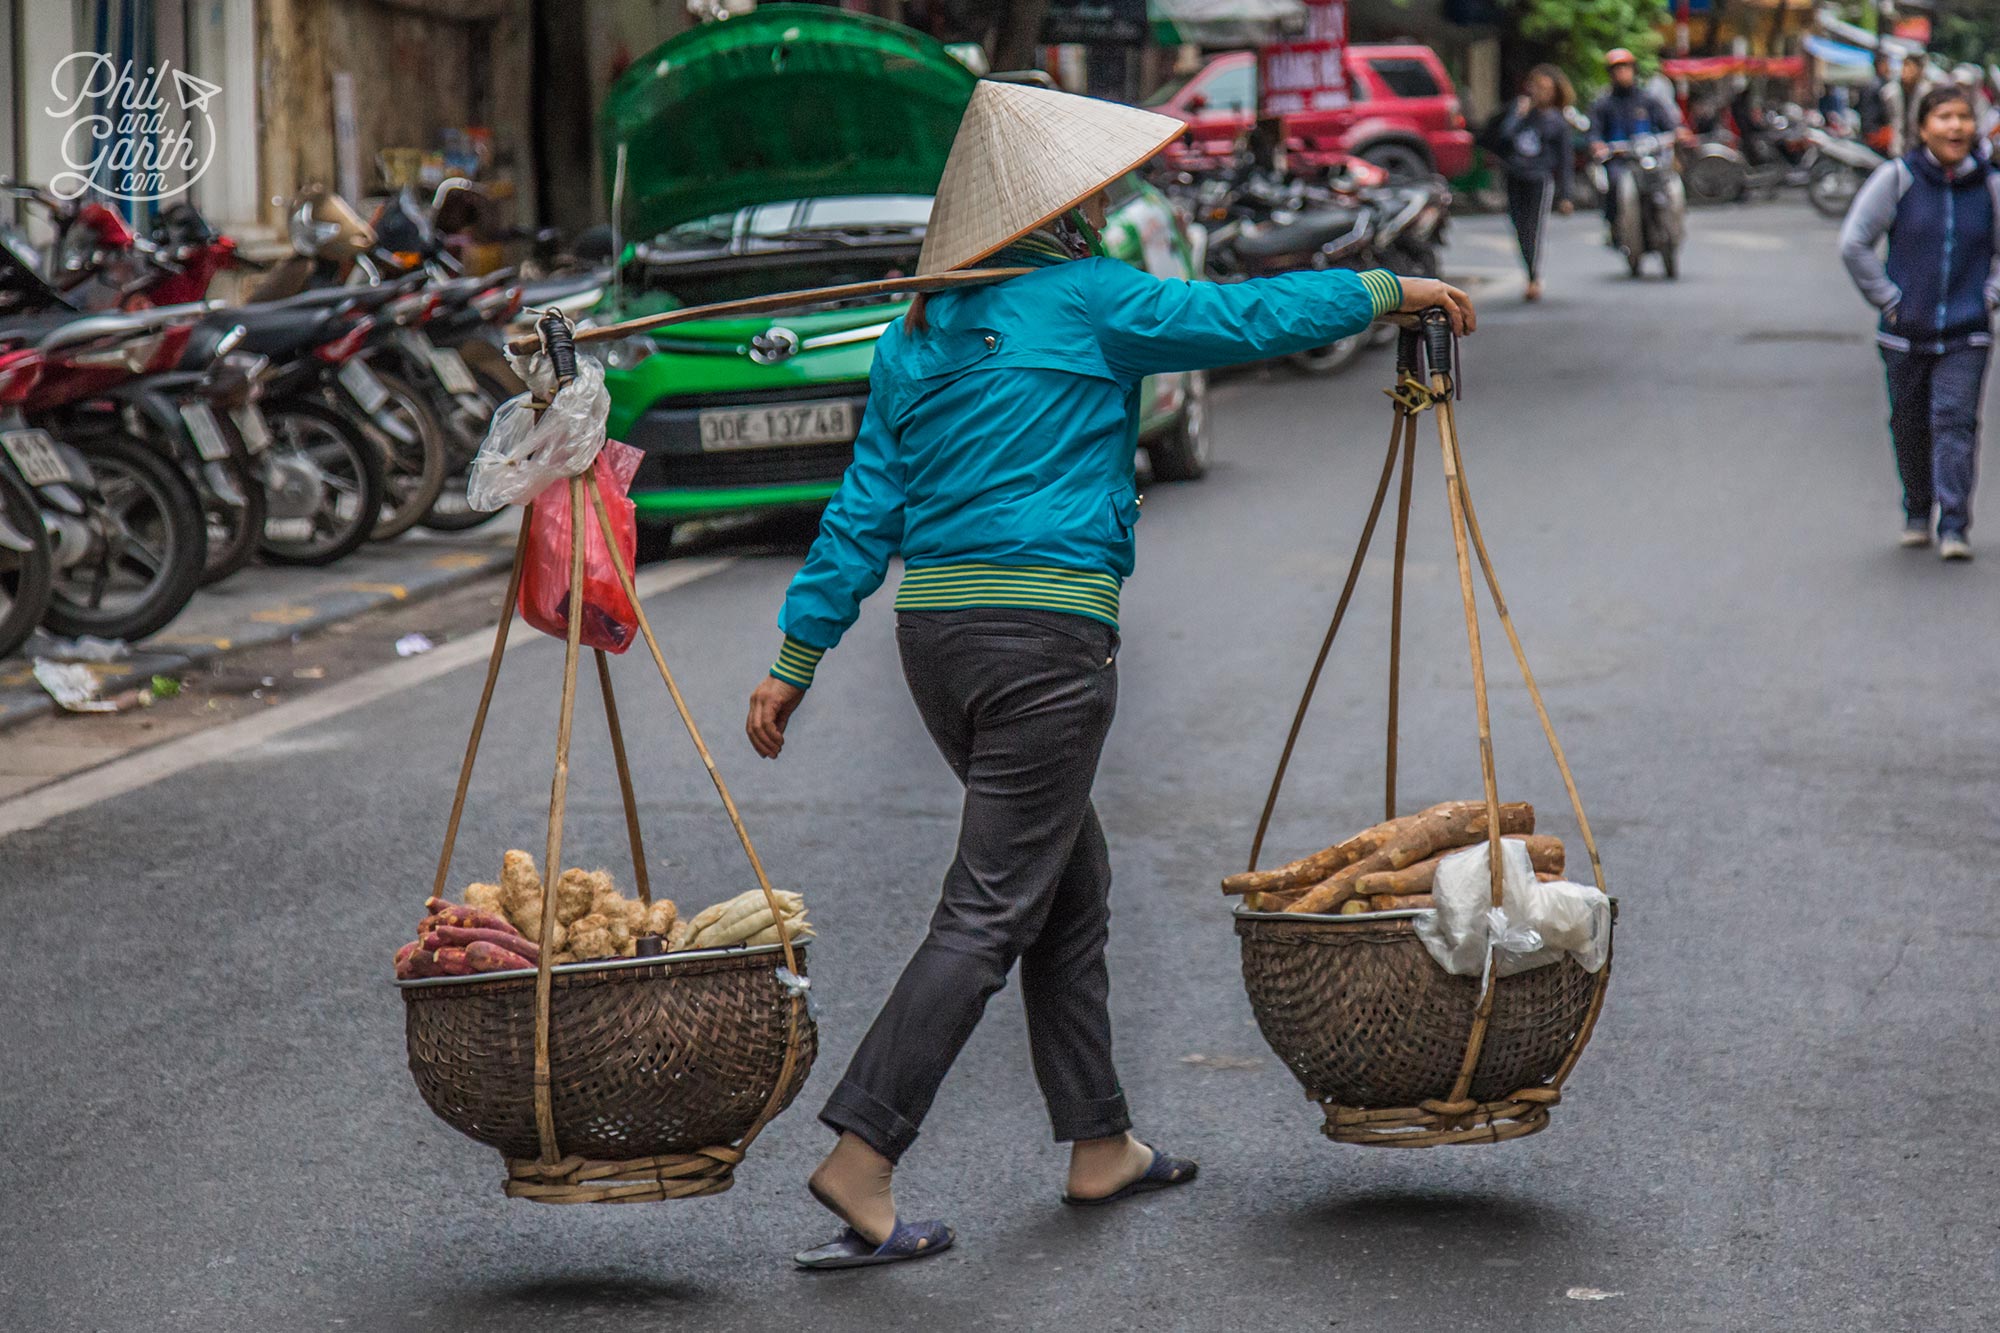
top-left (201, 303), bottom-right (346, 359)
top-left (247, 279), bottom-right (418, 315)
top-left (1234, 208), bottom-right (1367, 262)
top-left (516, 267), bottom-right (613, 308)
top-left (0, 301), bottom-right (216, 351)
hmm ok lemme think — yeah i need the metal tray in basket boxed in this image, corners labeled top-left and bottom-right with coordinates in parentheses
top-left (391, 940), bottom-right (801, 991)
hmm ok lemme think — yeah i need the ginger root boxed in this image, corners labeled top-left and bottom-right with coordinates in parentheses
top-left (499, 850), bottom-right (545, 940)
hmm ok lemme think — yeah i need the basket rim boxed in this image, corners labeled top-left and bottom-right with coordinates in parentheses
top-left (1233, 906), bottom-right (1429, 924)
top-left (392, 939), bottom-right (807, 991)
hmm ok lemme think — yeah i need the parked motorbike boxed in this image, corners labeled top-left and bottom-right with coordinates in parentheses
top-left (0, 348), bottom-right (57, 658)
top-left (0, 307), bottom-right (215, 642)
top-left (1683, 105), bottom-right (1817, 206)
top-left (201, 293), bottom-right (392, 565)
top-left (1600, 135), bottom-right (1684, 279)
top-left (1805, 129), bottom-right (1884, 219)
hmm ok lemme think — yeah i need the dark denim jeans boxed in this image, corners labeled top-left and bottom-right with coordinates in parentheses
top-left (1882, 341), bottom-right (1989, 537)
top-left (820, 608), bottom-right (1131, 1163)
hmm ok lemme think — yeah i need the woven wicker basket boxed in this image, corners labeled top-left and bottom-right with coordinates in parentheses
top-left (1229, 323), bottom-right (1615, 1148)
top-left (407, 371), bottom-right (817, 1202)
top-left (403, 947), bottom-right (816, 1190)
top-left (1235, 910), bottom-right (1608, 1145)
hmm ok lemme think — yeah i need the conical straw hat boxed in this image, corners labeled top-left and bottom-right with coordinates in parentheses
top-left (916, 82), bottom-right (1187, 276)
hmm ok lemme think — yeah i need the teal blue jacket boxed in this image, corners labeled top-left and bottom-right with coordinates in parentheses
top-left (772, 261), bottom-right (1400, 686)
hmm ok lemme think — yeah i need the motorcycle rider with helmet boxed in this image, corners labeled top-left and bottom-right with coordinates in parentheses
top-left (1589, 49), bottom-right (1680, 240)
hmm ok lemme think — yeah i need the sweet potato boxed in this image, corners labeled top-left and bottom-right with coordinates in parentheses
top-left (433, 946), bottom-right (476, 976)
top-left (464, 940), bottom-right (536, 973)
top-left (423, 925), bottom-right (541, 961)
top-left (423, 897), bottom-right (521, 937)
top-left (399, 947), bottom-right (445, 979)
top-left (393, 940), bottom-right (421, 977)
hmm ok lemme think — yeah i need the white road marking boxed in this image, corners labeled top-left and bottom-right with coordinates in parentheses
top-left (0, 557), bottom-right (735, 842)
top-left (1704, 230), bottom-right (1785, 251)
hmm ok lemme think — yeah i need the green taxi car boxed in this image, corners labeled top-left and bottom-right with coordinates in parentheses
top-left (595, 6), bottom-right (1212, 550)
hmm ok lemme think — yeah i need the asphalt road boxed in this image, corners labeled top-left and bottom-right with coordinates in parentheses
top-left (4, 202), bottom-right (1996, 1332)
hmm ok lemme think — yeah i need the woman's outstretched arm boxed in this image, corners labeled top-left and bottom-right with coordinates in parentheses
top-left (1087, 261), bottom-right (1472, 382)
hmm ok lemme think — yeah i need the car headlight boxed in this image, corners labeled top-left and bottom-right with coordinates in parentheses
top-left (603, 335), bottom-right (656, 370)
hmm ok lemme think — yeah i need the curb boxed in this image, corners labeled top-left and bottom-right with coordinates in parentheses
top-left (0, 542), bottom-right (515, 731)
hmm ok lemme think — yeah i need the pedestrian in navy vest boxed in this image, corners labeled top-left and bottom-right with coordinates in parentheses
top-left (1840, 85), bottom-right (2000, 560)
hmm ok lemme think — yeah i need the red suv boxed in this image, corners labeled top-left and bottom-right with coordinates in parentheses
top-left (1146, 45), bottom-right (1473, 181)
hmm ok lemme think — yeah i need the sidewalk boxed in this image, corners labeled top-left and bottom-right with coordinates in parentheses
top-left (0, 516), bottom-right (520, 730)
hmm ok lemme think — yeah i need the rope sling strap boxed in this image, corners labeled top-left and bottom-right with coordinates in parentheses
top-left (415, 311), bottom-right (808, 1203)
top-left (1241, 312), bottom-right (1613, 1147)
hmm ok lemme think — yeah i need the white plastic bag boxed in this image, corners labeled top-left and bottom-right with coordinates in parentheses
top-left (1413, 837), bottom-right (1610, 979)
top-left (465, 351), bottom-right (609, 512)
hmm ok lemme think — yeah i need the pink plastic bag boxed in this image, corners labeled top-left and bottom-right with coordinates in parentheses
top-left (518, 440), bottom-right (644, 654)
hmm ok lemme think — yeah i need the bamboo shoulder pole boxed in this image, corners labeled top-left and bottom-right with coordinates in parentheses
top-left (1246, 410), bottom-right (1407, 873)
top-left (430, 519), bottom-right (531, 898)
top-left (595, 649), bottom-right (653, 906)
top-left (531, 473), bottom-right (590, 1165)
top-left (507, 268), bottom-right (1034, 355)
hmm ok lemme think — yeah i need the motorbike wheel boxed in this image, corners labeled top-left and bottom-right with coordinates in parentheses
top-left (1807, 159), bottom-right (1861, 219)
top-left (1289, 334), bottom-right (1365, 376)
top-left (258, 400), bottom-right (388, 566)
top-left (196, 443), bottom-right (268, 587)
top-left (1146, 371), bottom-right (1211, 482)
top-left (42, 432), bottom-right (208, 644)
top-left (358, 368), bottom-right (447, 541)
top-left (420, 463), bottom-right (506, 531)
top-left (1360, 143), bottom-right (1432, 184)
top-left (0, 463), bottom-right (55, 659)
top-left (1683, 154), bottom-right (1745, 206)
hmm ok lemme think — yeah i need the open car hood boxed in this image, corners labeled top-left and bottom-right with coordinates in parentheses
top-left (602, 6), bottom-right (975, 241)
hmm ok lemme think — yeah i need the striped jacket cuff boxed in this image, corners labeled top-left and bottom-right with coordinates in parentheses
top-left (1357, 269), bottom-right (1403, 319)
top-left (770, 636), bottom-right (826, 690)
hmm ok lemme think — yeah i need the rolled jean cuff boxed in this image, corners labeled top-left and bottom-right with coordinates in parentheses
top-left (820, 1079), bottom-right (922, 1164)
top-left (1047, 1090), bottom-right (1132, 1145)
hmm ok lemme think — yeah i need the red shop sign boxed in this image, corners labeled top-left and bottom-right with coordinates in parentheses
top-left (1260, 0), bottom-right (1349, 116)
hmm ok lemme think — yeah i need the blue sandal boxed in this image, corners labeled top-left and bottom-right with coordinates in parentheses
top-left (795, 1217), bottom-right (956, 1270)
top-left (1060, 1148), bottom-right (1199, 1207)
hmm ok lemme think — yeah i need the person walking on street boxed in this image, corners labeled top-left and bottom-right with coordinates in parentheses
top-left (1899, 53), bottom-right (1936, 154)
top-left (1859, 51), bottom-right (1897, 154)
top-left (1840, 85), bottom-right (2000, 560)
top-left (744, 80), bottom-right (1475, 1270)
top-left (1499, 64), bottom-right (1576, 302)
